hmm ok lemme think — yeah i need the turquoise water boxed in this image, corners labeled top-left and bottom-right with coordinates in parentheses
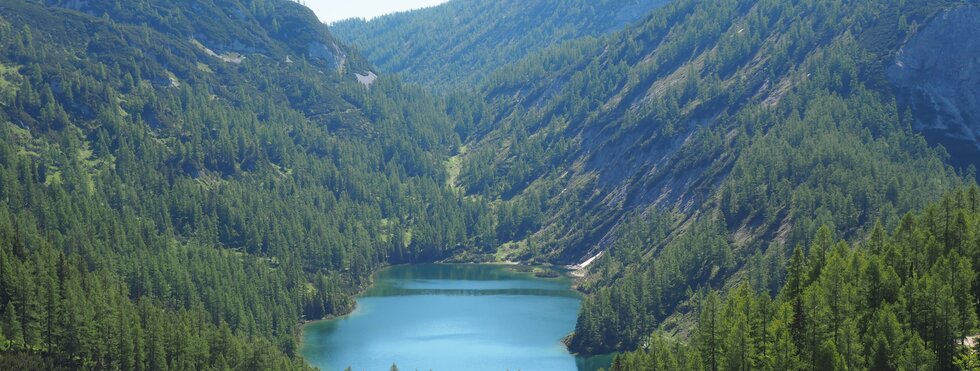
top-left (301, 264), bottom-right (612, 371)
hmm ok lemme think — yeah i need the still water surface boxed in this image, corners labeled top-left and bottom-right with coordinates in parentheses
top-left (301, 264), bottom-right (612, 371)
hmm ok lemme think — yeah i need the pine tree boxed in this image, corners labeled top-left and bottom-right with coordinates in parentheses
top-left (786, 245), bottom-right (807, 351)
top-left (2, 303), bottom-right (20, 350)
top-left (698, 291), bottom-right (722, 371)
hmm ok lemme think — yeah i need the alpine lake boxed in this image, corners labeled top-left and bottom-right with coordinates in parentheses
top-left (301, 264), bottom-right (614, 371)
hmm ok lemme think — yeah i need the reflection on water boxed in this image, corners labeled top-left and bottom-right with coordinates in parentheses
top-left (301, 264), bottom-right (613, 371)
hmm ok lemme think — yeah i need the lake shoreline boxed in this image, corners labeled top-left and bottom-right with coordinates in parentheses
top-left (295, 261), bottom-right (568, 337)
top-left (298, 260), bottom-right (574, 325)
top-left (298, 263), bottom-right (605, 371)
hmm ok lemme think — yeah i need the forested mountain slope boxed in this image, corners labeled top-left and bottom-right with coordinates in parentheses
top-left (1, 0), bottom-right (978, 369)
top-left (0, 0), bottom-right (493, 368)
top-left (442, 0), bottom-right (978, 354)
top-left (330, 0), bottom-right (670, 89)
top-left (609, 187), bottom-right (980, 370)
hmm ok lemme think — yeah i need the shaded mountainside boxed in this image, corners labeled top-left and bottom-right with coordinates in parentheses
top-left (45, 0), bottom-right (371, 73)
top-left (0, 0), bottom-right (496, 369)
top-left (330, 0), bottom-right (670, 89)
top-left (888, 5), bottom-right (980, 169)
top-left (445, 0), bottom-right (976, 353)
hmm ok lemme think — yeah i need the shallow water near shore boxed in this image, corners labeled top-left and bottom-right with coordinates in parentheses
top-left (301, 264), bottom-right (613, 371)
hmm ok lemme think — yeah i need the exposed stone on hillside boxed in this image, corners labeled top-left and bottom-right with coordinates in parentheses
top-left (888, 6), bottom-right (980, 164)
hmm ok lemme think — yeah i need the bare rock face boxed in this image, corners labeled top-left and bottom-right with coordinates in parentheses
top-left (888, 6), bottom-right (980, 165)
top-left (307, 41), bottom-right (347, 70)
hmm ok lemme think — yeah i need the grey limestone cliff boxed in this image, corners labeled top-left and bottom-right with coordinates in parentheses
top-left (888, 6), bottom-right (980, 166)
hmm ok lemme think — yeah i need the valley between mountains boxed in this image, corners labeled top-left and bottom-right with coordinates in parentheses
top-left (0, 0), bottom-right (978, 370)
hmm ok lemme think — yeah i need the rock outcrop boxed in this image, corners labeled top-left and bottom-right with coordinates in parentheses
top-left (888, 6), bottom-right (980, 166)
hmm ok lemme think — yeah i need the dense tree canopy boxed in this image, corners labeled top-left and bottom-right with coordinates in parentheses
top-left (437, 0), bottom-right (972, 356)
top-left (0, 0), bottom-right (500, 368)
top-left (331, 0), bottom-right (670, 89)
top-left (0, 0), bottom-right (978, 369)
top-left (608, 187), bottom-right (980, 371)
